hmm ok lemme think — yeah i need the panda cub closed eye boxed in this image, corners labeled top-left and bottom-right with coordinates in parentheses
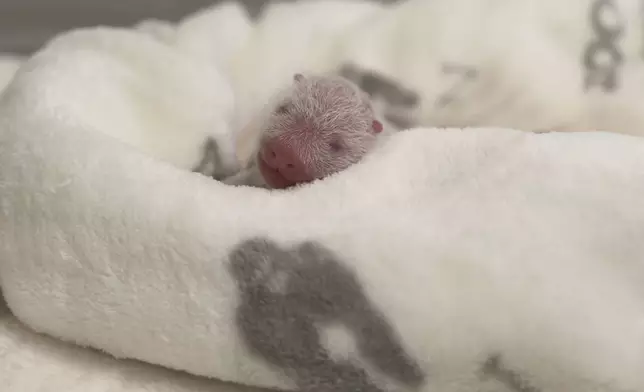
top-left (328, 138), bottom-right (344, 153)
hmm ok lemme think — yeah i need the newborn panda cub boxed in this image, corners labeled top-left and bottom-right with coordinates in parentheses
top-left (224, 73), bottom-right (388, 189)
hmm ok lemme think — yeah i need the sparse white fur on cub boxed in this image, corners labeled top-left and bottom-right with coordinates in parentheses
top-left (225, 72), bottom-right (395, 189)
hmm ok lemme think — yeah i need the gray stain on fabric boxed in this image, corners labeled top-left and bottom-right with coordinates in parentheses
top-left (239, 0), bottom-right (281, 20)
top-left (227, 238), bottom-right (426, 391)
top-left (383, 112), bottom-right (417, 130)
top-left (339, 63), bottom-right (419, 108)
top-left (338, 63), bottom-right (421, 130)
top-left (481, 354), bottom-right (541, 392)
top-left (436, 62), bottom-right (478, 108)
top-left (192, 137), bottom-right (236, 180)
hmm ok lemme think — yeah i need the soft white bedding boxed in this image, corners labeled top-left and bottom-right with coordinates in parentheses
top-left (0, 49), bottom-right (259, 392)
top-left (1, 1), bottom-right (644, 391)
top-left (0, 294), bottom-right (267, 392)
top-left (0, 55), bottom-right (22, 91)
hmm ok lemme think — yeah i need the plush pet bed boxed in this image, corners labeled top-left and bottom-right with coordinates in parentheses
top-left (2, 0), bottom-right (644, 391)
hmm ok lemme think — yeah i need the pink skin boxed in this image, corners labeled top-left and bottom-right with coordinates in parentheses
top-left (257, 73), bottom-right (383, 189)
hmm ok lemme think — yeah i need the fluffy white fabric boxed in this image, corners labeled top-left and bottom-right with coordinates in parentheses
top-left (190, 0), bottom-right (644, 135)
top-left (3, 86), bottom-right (644, 390)
top-left (2, 0), bottom-right (644, 392)
top-left (0, 55), bottom-right (23, 93)
top-left (2, 25), bottom-right (239, 174)
top-left (0, 52), bottom-right (253, 392)
top-left (0, 295), bottom-right (264, 392)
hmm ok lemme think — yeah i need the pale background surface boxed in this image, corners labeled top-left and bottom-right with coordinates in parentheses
top-left (0, 0), bottom-right (397, 54)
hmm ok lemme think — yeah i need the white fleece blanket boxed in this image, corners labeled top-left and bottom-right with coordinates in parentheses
top-left (0, 55), bottom-right (23, 92)
top-left (0, 54), bottom-right (262, 392)
top-left (2, 1), bottom-right (644, 392)
top-left (0, 294), bottom-right (267, 392)
top-left (195, 0), bottom-right (644, 136)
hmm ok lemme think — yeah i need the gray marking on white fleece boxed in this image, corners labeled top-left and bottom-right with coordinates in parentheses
top-left (338, 63), bottom-right (420, 130)
top-left (227, 238), bottom-right (426, 391)
top-left (192, 138), bottom-right (238, 180)
top-left (481, 354), bottom-right (541, 392)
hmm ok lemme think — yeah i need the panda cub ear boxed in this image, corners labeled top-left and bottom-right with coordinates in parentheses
top-left (293, 73), bottom-right (305, 82)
